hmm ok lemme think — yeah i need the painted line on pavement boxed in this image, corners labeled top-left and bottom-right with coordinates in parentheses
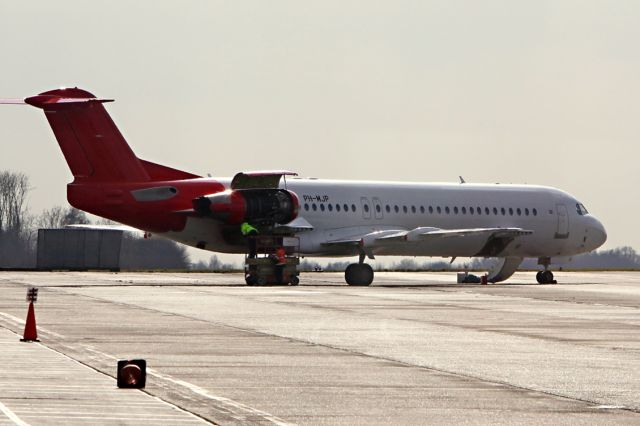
top-left (0, 401), bottom-right (29, 426)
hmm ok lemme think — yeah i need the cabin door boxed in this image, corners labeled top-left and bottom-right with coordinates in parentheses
top-left (555, 204), bottom-right (569, 239)
top-left (360, 197), bottom-right (372, 219)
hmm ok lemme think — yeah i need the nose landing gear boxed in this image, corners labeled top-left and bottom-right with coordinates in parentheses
top-left (536, 270), bottom-right (556, 284)
top-left (536, 258), bottom-right (557, 284)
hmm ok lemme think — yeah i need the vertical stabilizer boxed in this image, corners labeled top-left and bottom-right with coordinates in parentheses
top-left (25, 88), bottom-right (150, 183)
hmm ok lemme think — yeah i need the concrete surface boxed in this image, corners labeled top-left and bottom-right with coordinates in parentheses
top-left (0, 271), bottom-right (639, 425)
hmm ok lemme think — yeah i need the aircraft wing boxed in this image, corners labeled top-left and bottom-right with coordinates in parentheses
top-left (273, 216), bottom-right (314, 233)
top-left (377, 227), bottom-right (533, 242)
top-left (322, 229), bottom-right (408, 247)
top-left (322, 226), bottom-right (532, 257)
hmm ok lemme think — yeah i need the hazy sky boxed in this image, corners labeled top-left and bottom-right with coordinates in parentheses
top-left (1, 1), bottom-right (639, 254)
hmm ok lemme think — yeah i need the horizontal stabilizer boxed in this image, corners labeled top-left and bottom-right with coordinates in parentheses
top-left (0, 99), bottom-right (26, 104)
top-left (64, 224), bottom-right (143, 235)
top-left (25, 95), bottom-right (113, 107)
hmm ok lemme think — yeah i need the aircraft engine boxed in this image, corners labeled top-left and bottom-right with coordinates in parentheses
top-left (193, 189), bottom-right (299, 225)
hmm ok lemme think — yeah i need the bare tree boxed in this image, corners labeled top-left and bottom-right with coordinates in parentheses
top-left (0, 171), bottom-right (30, 234)
top-left (0, 171), bottom-right (33, 267)
top-left (38, 206), bottom-right (66, 229)
top-left (62, 207), bottom-right (90, 226)
top-left (38, 206), bottom-right (91, 228)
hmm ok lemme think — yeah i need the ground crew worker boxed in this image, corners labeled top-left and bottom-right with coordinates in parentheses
top-left (275, 246), bottom-right (286, 283)
top-left (240, 222), bottom-right (259, 258)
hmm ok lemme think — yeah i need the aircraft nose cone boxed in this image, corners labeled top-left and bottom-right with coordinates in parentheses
top-left (588, 218), bottom-right (607, 250)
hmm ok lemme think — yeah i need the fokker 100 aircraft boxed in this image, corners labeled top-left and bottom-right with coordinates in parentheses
top-left (2, 88), bottom-right (607, 285)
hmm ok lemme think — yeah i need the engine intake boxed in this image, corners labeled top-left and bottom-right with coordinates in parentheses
top-left (194, 189), bottom-right (299, 225)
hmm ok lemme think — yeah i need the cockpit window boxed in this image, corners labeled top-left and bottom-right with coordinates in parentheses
top-left (576, 203), bottom-right (589, 215)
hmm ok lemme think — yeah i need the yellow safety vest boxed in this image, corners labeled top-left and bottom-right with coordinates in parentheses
top-left (240, 222), bottom-right (258, 236)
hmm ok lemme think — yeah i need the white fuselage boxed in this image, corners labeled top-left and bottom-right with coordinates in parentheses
top-left (168, 178), bottom-right (607, 262)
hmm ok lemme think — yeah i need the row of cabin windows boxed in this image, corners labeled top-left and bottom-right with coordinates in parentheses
top-left (302, 203), bottom-right (538, 217)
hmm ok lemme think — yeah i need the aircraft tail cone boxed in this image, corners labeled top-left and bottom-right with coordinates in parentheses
top-left (20, 302), bottom-right (39, 342)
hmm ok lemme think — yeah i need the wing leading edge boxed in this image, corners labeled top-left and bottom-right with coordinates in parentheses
top-left (323, 226), bottom-right (533, 257)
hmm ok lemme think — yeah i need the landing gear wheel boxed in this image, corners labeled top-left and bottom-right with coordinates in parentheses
top-left (536, 270), bottom-right (555, 284)
top-left (345, 263), bottom-right (374, 286)
top-left (245, 275), bottom-right (256, 286)
top-left (290, 276), bottom-right (300, 286)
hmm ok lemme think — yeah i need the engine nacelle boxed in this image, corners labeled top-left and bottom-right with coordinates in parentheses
top-left (193, 189), bottom-right (299, 225)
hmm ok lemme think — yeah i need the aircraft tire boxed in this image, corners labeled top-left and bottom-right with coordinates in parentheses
top-left (345, 263), bottom-right (373, 286)
top-left (537, 270), bottom-right (554, 284)
top-left (541, 270), bottom-right (554, 284)
top-left (290, 276), bottom-right (300, 286)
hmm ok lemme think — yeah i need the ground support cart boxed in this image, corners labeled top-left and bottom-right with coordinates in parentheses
top-left (244, 236), bottom-right (300, 286)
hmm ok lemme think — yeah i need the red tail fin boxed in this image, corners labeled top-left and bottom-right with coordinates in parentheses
top-left (25, 88), bottom-right (197, 183)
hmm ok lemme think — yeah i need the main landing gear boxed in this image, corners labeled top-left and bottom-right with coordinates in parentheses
top-left (345, 253), bottom-right (373, 286)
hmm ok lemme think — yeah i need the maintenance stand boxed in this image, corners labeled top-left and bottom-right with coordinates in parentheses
top-left (244, 235), bottom-right (300, 286)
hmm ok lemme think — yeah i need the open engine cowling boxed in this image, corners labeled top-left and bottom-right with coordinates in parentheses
top-left (193, 189), bottom-right (299, 225)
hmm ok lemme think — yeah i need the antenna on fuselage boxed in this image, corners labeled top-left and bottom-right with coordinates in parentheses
top-left (459, 176), bottom-right (466, 184)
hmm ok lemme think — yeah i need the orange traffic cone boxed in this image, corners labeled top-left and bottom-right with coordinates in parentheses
top-left (20, 301), bottom-right (39, 342)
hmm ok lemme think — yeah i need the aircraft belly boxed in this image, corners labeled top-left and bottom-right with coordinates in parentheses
top-left (164, 217), bottom-right (244, 254)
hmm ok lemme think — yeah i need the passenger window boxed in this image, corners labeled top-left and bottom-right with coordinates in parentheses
top-left (411, 205), bottom-right (416, 214)
top-left (363, 204), bottom-right (369, 213)
top-left (312, 204), bottom-right (317, 211)
top-left (429, 206), bottom-right (434, 214)
top-left (394, 205), bottom-right (399, 213)
top-left (375, 204), bottom-right (381, 213)
top-left (343, 203), bottom-right (348, 212)
top-left (469, 207), bottom-right (474, 215)
top-left (336, 204), bottom-right (341, 212)
top-left (454, 206), bottom-right (459, 214)
top-left (403, 206), bottom-right (408, 213)
top-left (445, 206), bottom-right (450, 214)
top-left (437, 206), bottom-right (442, 214)
top-left (525, 208), bottom-right (529, 216)
top-left (533, 208), bottom-right (538, 216)
top-left (386, 205), bottom-right (391, 213)
top-left (476, 207), bottom-right (481, 215)
top-left (320, 204), bottom-right (325, 212)
top-left (517, 208), bottom-right (521, 216)
top-left (484, 207), bottom-right (490, 215)
top-left (351, 204), bottom-right (356, 212)
top-left (509, 207), bottom-right (513, 215)
top-left (501, 207), bottom-right (506, 215)
top-left (420, 206), bottom-right (425, 214)
top-left (328, 204), bottom-right (333, 212)
top-left (493, 207), bottom-right (498, 215)
top-left (462, 207), bottom-right (466, 214)
top-left (304, 204), bottom-right (309, 211)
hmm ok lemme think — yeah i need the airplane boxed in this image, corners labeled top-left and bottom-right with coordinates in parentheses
top-left (2, 87), bottom-right (607, 285)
